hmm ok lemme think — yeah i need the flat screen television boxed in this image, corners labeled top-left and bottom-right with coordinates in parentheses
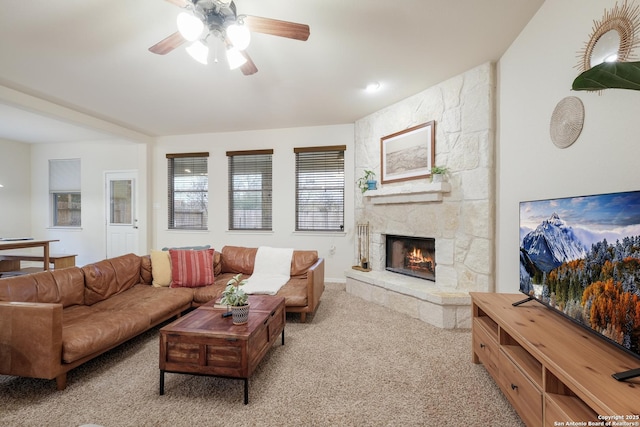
top-left (519, 190), bottom-right (640, 380)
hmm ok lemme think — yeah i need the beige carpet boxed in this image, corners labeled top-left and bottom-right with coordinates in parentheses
top-left (0, 283), bottom-right (524, 427)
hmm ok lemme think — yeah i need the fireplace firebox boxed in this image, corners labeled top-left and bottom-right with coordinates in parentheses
top-left (385, 235), bottom-right (435, 281)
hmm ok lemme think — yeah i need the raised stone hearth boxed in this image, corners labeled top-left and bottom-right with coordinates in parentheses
top-left (345, 269), bottom-right (471, 329)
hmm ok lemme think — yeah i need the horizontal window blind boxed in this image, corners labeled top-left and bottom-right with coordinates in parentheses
top-left (227, 150), bottom-right (273, 230)
top-left (167, 153), bottom-right (209, 230)
top-left (295, 146), bottom-right (345, 232)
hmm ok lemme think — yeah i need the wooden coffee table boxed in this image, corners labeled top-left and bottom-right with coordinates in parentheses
top-left (159, 295), bottom-right (285, 404)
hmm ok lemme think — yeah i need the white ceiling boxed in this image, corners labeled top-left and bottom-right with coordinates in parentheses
top-left (0, 0), bottom-right (544, 144)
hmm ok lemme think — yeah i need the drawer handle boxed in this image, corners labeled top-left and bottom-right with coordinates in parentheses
top-left (270, 310), bottom-right (276, 317)
top-left (480, 343), bottom-right (486, 349)
top-left (510, 384), bottom-right (518, 391)
top-left (264, 318), bottom-right (269, 325)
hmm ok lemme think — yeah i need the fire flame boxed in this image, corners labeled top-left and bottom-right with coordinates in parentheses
top-left (406, 247), bottom-right (434, 272)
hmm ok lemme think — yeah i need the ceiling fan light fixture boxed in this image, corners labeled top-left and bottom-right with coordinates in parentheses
top-left (226, 46), bottom-right (247, 69)
top-left (186, 41), bottom-right (209, 64)
top-left (226, 23), bottom-right (251, 51)
top-left (177, 11), bottom-right (204, 42)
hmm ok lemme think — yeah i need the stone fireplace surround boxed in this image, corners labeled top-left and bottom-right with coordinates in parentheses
top-left (345, 183), bottom-right (472, 329)
top-left (346, 63), bottom-right (496, 330)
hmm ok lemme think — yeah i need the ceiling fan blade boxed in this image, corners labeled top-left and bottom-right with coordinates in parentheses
top-left (164, 0), bottom-right (189, 7)
top-left (149, 32), bottom-right (186, 55)
top-left (240, 51), bottom-right (258, 76)
top-left (244, 16), bottom-right (310, 41)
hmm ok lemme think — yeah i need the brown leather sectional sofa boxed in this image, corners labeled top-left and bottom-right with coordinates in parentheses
top-left (0, 245), bottom-right (324, 390)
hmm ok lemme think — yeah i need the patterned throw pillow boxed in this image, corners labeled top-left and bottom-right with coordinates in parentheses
top-left (169, 248), bottom-right (215, 288)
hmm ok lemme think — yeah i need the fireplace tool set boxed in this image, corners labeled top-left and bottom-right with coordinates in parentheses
top-left (352, 222), bottom-right (371, 271)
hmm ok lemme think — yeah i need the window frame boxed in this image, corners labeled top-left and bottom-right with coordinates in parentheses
top-left (49, 158), bottom-right (81, 228)
top-left (227, 149), bottom-right (274, 231)
top-left (167, 152), bottom-right (209, 231)
top-left (294, 145), bottom-right (346, 232)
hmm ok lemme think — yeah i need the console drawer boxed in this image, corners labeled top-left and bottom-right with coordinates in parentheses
top-left (499, 350), bottom-right (542, 427)
top-left (472, 318), bottom-right (499, 378)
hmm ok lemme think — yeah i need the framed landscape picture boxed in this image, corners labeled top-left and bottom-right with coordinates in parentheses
top-left (380, 121), bottom-right (435, 184)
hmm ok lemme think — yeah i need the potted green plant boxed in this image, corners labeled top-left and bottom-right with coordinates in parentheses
top-left (357, 169), bottom-right (377, 193)
top-left (220, 273), bottom-right (250, 325)
top-left (430, 165), bottom-right (449, 183)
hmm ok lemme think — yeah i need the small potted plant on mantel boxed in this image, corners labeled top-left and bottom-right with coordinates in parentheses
top-left (220, 273), bottom-right (250, 325)
top-left (357, 169), bottom-right (377, 193)
top-left (430, 165), bottom-right (449, 183)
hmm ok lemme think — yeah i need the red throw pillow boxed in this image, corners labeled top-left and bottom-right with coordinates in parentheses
top-left (169, 248), bottom-right (214, 288)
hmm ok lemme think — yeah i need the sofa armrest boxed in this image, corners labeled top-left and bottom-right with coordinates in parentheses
top-left (0, 301), bottom-right (63, 380)
top-left (306, 258), bottom-right (325, 312)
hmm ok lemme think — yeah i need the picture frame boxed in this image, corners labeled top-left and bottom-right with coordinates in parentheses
top-left (380, 121), bottom-right (435, 184)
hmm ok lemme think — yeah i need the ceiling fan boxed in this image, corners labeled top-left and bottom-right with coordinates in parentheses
top-left (149, 0), bottom-right (310, 75)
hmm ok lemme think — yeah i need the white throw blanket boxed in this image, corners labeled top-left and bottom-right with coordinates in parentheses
top-left (242, 246), bottom-right (294, 295)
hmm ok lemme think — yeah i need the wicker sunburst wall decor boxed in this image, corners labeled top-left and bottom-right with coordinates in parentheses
top-left (578, 1), bottom-right (640, 73)
top-left (550, 96), bottom-right (585, 149)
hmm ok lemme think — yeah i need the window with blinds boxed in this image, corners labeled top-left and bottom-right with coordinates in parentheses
top-left (49, 158), bottom-right (81, 227)
top-left (295, 146), bottom-right (345, 232)
top-left (227, 150), bottom-right (273, 230)
top-left (167, 153), bottom-right (209, 230)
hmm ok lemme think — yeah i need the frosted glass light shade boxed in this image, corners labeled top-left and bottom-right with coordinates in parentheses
top-left (177, 12), bottom-right (204, 42)
top-left (226, 46), bottom-right (247, 69)
top-left (226, 24), bottom-right (251, 50)
top-left (186, 41), bottom-right (209, 64)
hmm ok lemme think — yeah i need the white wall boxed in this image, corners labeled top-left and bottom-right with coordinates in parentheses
top-left (152, 124), bottom-right (355, 282)
top-left (0, 140), bottom-right (31, 238)
top-left (497, 0), bottom-right (640, 292)
top-left (29, 140), bottom-right (148, 266)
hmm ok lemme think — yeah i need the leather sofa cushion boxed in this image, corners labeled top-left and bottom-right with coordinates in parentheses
top-left (0, 268), bottom-right (85, 308)
top-left (191, 272), bottom-right (240, 305)
top-left (213, 250), bottom-right (222, 276)
top-left (220, 246), bottom-right (318, 277)
top-left (62, 284), bottom-right (193, 363)
top-left (191, 283), bottom-right (224, 305)
top-left (82, 253), bottom-right (142, 305)
top-left (291, 250), bottom-right (318, 277)
top-left (221, 246), bottom-right (257, 275)
top-left (277, 278), bottom-right (308, 307)
top-left (62, 302), bottom-right (149, 363)
top-left (91, 284), bottom-right (193, 325)
top-left (140, 254), bottom-right (153, 286)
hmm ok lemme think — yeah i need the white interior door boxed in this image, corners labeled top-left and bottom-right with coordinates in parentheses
top-left (106, 171), bottom-right (139, 258)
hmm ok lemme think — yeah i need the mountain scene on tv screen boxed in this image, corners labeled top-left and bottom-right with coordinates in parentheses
top-left (520, 192), bottom-right (640, 356)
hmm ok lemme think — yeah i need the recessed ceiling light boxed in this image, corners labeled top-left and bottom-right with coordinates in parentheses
top-left (366, 81), bottom-right (381, 92)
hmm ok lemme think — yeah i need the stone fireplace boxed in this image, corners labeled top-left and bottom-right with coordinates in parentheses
top-left (385, 235), bottom-right (435, 281)
top-left (346, 62), bottom-right (496, 330)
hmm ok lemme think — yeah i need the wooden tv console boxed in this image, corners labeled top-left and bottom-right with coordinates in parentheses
top-left (471, 292), bottom-right (640, 426)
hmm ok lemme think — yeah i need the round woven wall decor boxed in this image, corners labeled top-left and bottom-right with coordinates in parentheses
top-left (550, 96), bottom-right (584, 149)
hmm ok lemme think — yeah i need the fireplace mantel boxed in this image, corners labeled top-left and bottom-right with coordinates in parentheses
top-left (364, 182), bottom-right (451, 205)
